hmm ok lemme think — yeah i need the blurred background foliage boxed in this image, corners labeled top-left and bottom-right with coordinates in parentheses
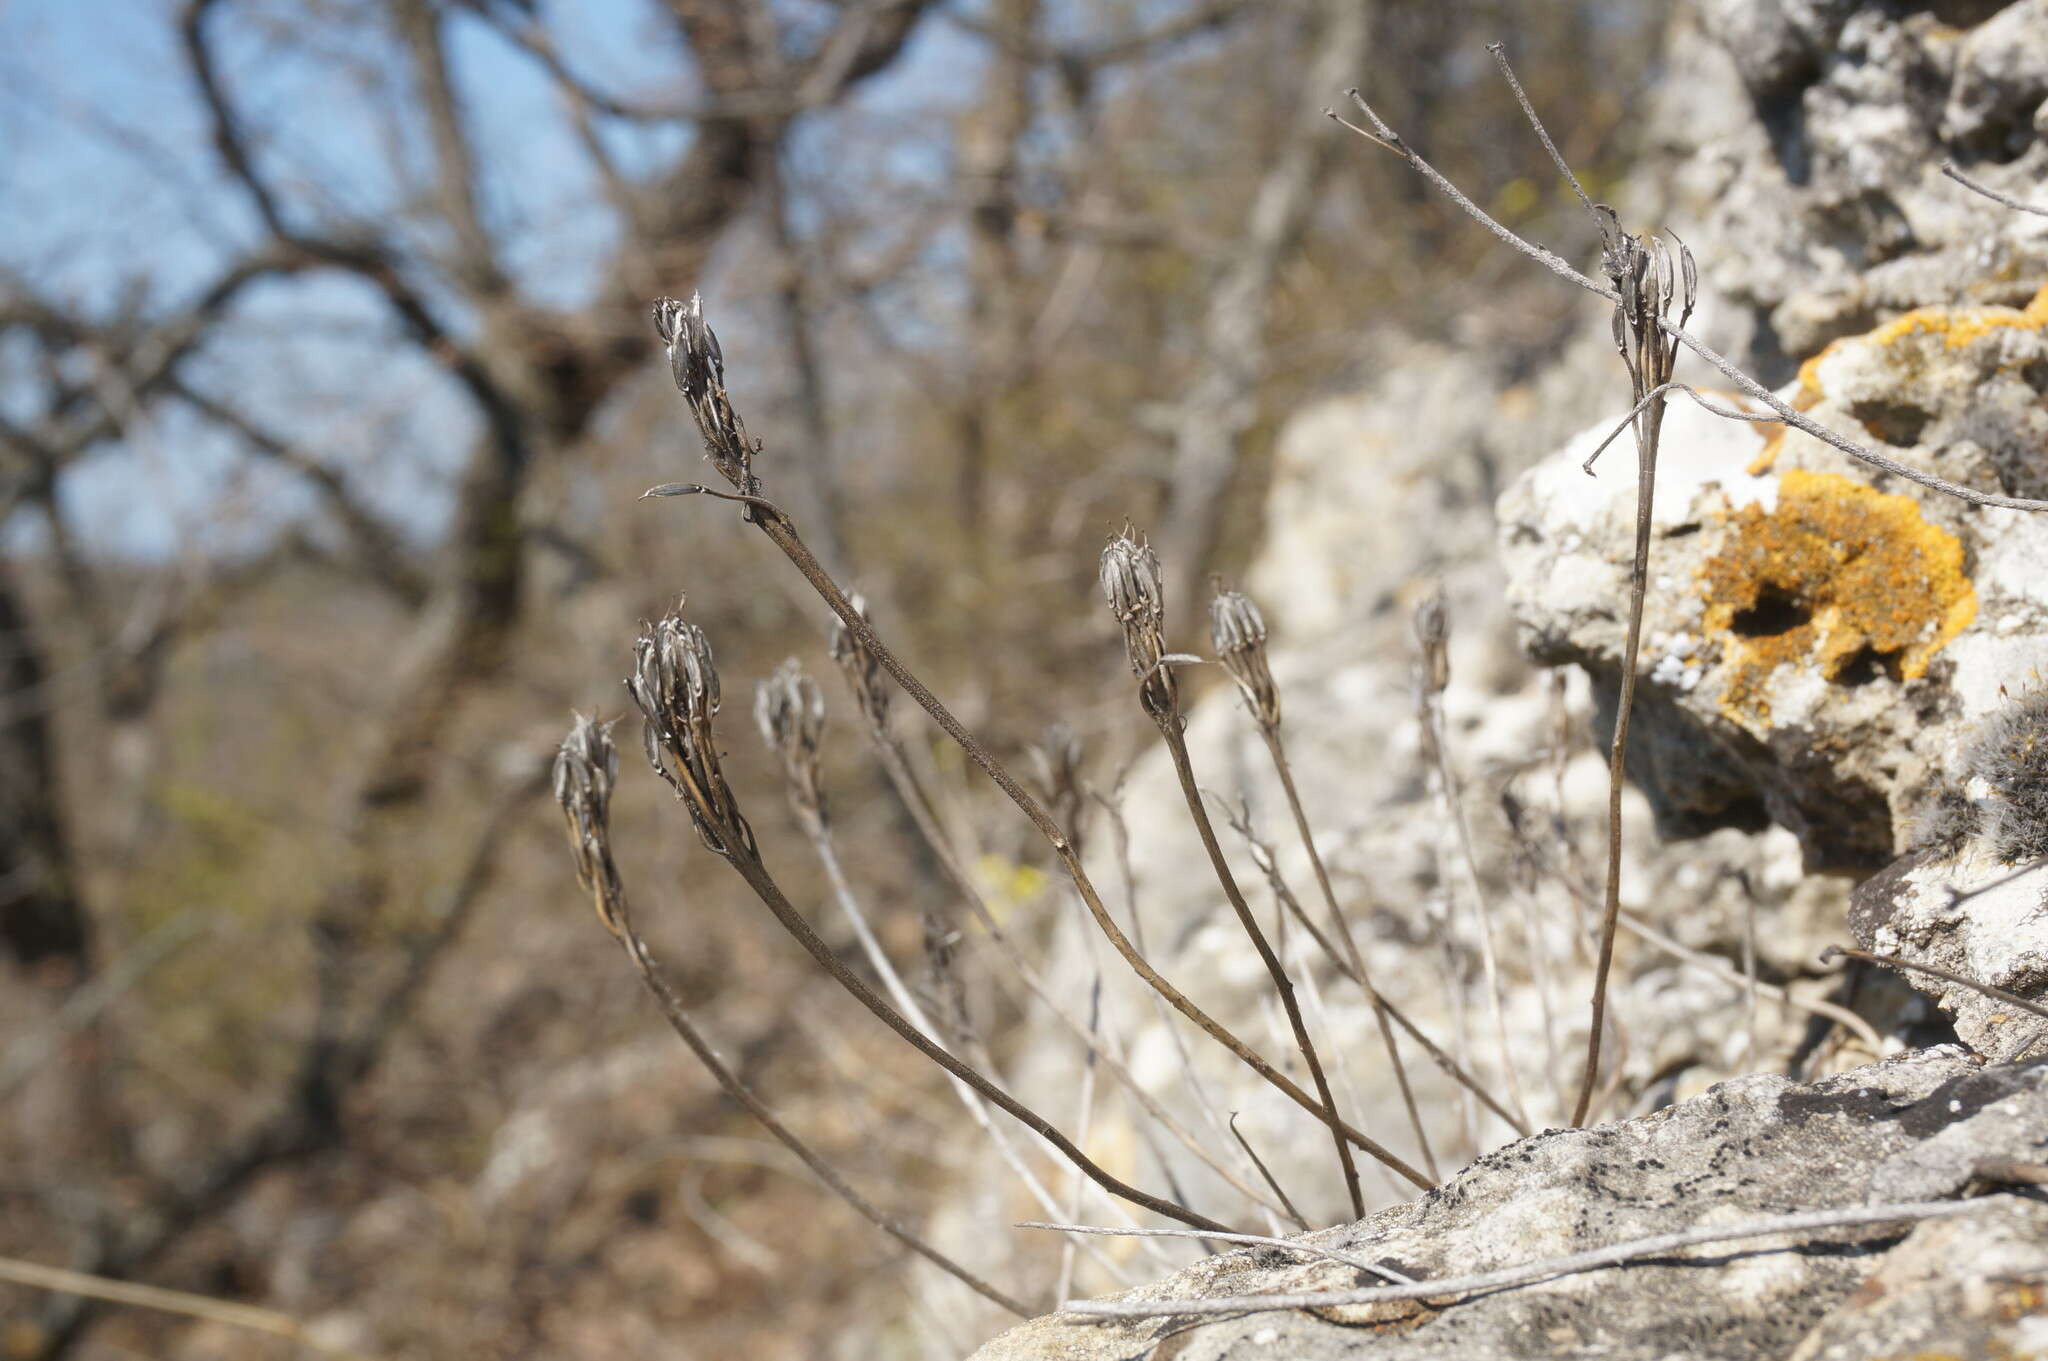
top-left (0, 0), bottom-right (1658, 1355)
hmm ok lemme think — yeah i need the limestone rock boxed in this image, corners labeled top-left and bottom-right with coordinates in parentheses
top-left (1662, 0), bottom-right (2048, 366)
top-left (1499, 288), bottom-right (2048, 1051)
top-left (971, 1049), bottom-right (2048, 1361)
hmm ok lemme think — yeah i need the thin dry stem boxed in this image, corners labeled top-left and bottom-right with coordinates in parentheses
top-left (0, 1255), bottom-right (376, 1359)
top-left (1017, 1220), bottom-right (1414, 1285)
top-left (1824, 944), bottom-right (2048, 1024)
top-left (1415, 597), bottom-right (1533, 1132)
top-left (1158, 720), bottom-right (1388, 1208)
top-left (1942, 160), bottom-right (2048, 219)
top-left (1062, 1197), bottom-right (2004, 1318)
top-left (1255, 722), bottom-right (1438, 1180)
top-left (1228, 1112), bottom-right (1310, 1232)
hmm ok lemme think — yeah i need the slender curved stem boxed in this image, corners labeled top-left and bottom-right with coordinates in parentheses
top-left (742, 504), bottom-right (1421, 1174)
top-left (1062, 1197), bottom-right (2003, 1318)
top-left (1158, 719), bottom-right (1378, 1212)
top-left (606, 902), bottom-right (1035, 1316)
top-left (1260, 726), bottom-right (1439, 1179)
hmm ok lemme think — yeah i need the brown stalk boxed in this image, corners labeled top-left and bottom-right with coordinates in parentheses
top-left (826, 608), bottom-right (1299, 1222)
top-left (1823, 945), bottom-right (2048, 1024)
top-left (550, 717), bottom-right (1035, 1317)
top-left (1469, 50), bottom-right (1696, 1127)
top-left (1109, 530), bottom-right (1401, 1212)
top-left (1158, 720), bottom-right (1375, 1212)
top-left (642, 298), bottom-right (1423, 1183)
top-left (1227, 1112), bottom-right (1308, 1232)
top-left (1225, 802), bottom-right (1532, 1138)
top-left (1570, 224), bottom-right (1693, 1127)
top-left (622, 610), bottom-right (1233, 1234)
top-left (1210, 583), bottom-right (1440, 1180)
top-left (1412, 593), bottom-right (1533, 1132)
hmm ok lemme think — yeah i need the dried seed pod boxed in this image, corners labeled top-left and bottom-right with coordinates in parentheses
top-left (626, 599), bottom-right (754, 860)
top-left (1413, 588), bottom-right (1450, 696)
top-left (652, 291), bottom-right (759, 496)
top-left (554, 713), bottom-right (625, 937)
top-left (1101, 524), bottom-right (1178, 720)
top-left (755, 658), bottom-right (829, 834)
top-left (827, 592), bottom-right (891, 735)
top-left (1210, 584), bottom-right (1280, 730)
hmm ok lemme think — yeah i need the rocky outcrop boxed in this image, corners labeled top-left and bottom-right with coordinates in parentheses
top-left (978, 1), bottom-right (2048, 1352)
top-left (972, 1049), bottom-right (2048, 1361)
top-left (1501, 289), bottom-right (2048, 869)
top-left (1499, 0), bottom-right (2048, 1058)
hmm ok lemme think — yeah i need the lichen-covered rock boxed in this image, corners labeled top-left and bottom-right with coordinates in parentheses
top-left (1500, 287), bottom-right (2048, 1047)
top-left (970, 1049), bottom-right (2048, 1361)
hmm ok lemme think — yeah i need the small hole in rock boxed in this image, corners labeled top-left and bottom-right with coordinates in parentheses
top-left (1732, 589), bottom-right (1811, 638)
top-left (1837, 645), bottom-right (1902, 687)
top-left (1848, 397), bottom-right (1934, 447)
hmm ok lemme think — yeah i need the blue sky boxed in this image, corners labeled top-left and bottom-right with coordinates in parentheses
top-left (0, 0), bottom-right (990, 558)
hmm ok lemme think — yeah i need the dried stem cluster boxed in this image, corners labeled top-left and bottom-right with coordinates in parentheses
top-left (539, 38), bottom-right (2048, 1324)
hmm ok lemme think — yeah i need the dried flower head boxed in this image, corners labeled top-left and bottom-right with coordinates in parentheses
top-left (1412, 587), bottom-right (1450, 696)
top-left (652, 292), bottom-right (759, 496)
top-left (1101, 524), bottom-right (1178, 720)
top-left (755, 658), bottom-right (829, 834)
top-left (626, 599), bottom-right (755, 860)
top-left (827, 592), bottom-right (891, 735)
top-left (553, 712), bottom-right (625, 937)
top-left (1604, 228), bottom-right (1696, 385)
top-left (1210, 583), bottom-right (1280, 730)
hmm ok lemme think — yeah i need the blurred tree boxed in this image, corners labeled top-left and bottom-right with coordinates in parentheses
top-left (0, 0), bottom-right (1659, 1355)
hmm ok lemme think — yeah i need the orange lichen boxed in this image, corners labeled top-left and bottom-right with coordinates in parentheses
top-left (1699, 469), bottom-right (1977, 725)
top-left (1797, 285), bottom-right (2048, 406)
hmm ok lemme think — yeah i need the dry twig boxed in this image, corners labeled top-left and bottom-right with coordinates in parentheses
top-left (552, 713), bottom-right (1037, 1316)
top-left (644, 295), bottom-right (1422, 1181)
top-left (1212, 583), bottom-right (1439, 1179)
top-left (1062, 1197), bottom-right (2003, 1318)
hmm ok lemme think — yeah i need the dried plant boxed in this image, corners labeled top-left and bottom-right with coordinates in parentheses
top-left (1411, 589), bottom-right (1533, 1131)
top-left (1104, 523), bottom-right (1395, 1215)
top-left (754, 658), bottom-right (829, 837)
top-left (645, 294), bottom-right (1423, 1194)
top-left (1211, 580), bottom-right (1438, 1177)
top-left (550, 713), bottom-right (1034, 1317)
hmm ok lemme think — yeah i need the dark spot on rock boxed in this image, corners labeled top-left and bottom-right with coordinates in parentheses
top-left (1848, 396), bottom-right (1935, 448)
top-left (1731, 587), bottom-right (1813, 638)
top-left (1837, 644), bottom-right (1904, 687)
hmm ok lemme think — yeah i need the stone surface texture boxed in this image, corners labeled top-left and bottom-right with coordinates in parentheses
top-left (973, 1050), bottom-right (2048, 1361)
top-left (972, 0), bottom-right (2048, 1355)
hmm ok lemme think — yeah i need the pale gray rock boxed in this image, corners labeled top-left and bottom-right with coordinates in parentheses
top-left (1500, 280), bottom-right (2048, 1046)
top-left (1664, 0), bottom-right (2048, 366)
top-left (978, 3), bottom-right (2048, 1353)
top-left (971, 1049), bottom-right (2048, 1361)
